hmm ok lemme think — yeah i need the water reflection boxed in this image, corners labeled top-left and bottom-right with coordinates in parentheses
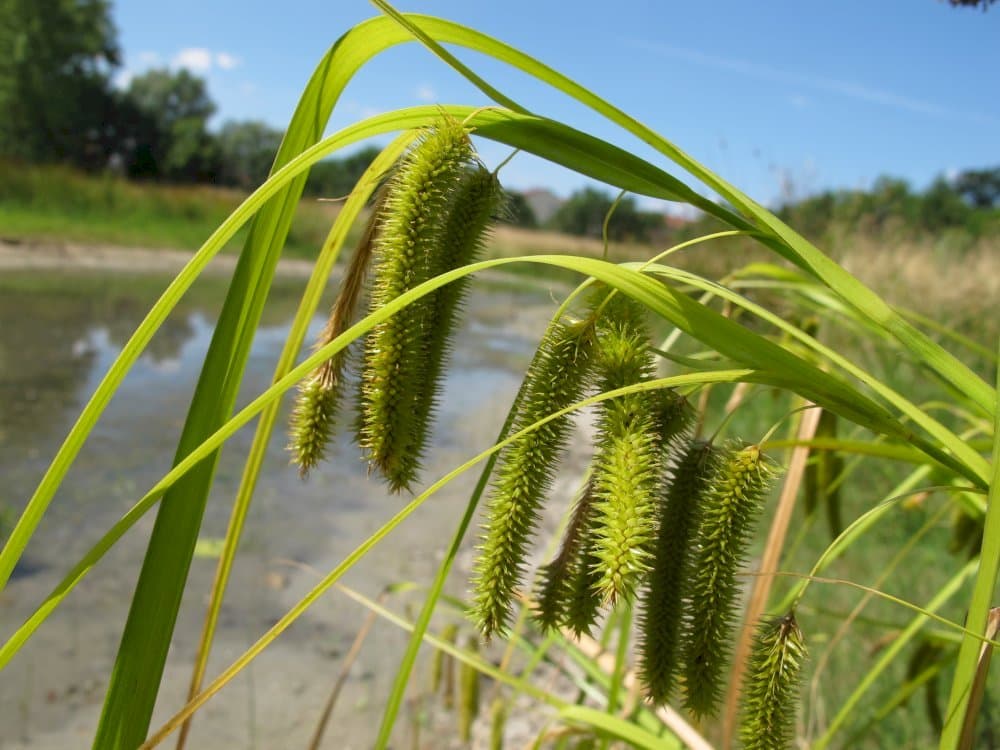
top-left (0, 268), bottom-right (560, 748)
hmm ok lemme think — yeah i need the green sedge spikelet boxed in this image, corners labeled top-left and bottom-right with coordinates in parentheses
top-left (288, 373), bottom-right (339, 478)
top-left (458, 637), bottom-right (481, 742)
top-left (738, 612), bottom-right (806, 750)
top-left (683, 443), bottom-right (776, 717)
top-left (639, 439), bottom-right (719, 705)
top-left (400, 165), bottom-right (504, 489)
top-left (561, 533), bottom-right (604, 638)
top-left (533, 482), bottom-right (595, 632)
top-left (472, 315), bottom-right (597, 639)
top-left (288, 183), bottom-right (388, 476)
top-left (588, 299), bottom-right (662, 604)
top-left (357, 119), bottom-right (474, 492)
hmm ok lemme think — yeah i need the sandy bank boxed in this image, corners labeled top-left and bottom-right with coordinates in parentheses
top-left (0, 238), bottom-right (318, 277)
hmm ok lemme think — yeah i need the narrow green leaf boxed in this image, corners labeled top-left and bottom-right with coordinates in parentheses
top-left (940, 345), bottom-right (1000, 750)
top-left (373, 8), bottom-right (994, 415)
top-left (559, 705), bottom-right (682, 750)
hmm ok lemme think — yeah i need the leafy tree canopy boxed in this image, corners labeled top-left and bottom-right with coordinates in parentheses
top-left (0, 0), bottom-right (120, 167)
top-left (125, 69), bottom-right (218, 181)
top-left (547, 187), bottom-right (663, 242)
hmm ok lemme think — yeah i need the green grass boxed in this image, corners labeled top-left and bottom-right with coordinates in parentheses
top-left (0, 160), bottom-right (345, 258)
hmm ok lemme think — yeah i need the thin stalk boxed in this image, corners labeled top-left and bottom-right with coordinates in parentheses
top-left (940, 341), bottom-right (1000, 750)
top-left (721, 404), bottom-right (821, 746)
top-left (371, 283), bottom-right (590, 750)
top-left (371, 391), bottom-right (520, 750)
top-left (606, 604), bottom-right (633, 718)
top-left (307, 591), bottom-right (389, 750)
top-left (812, 560), bottom-right (977, 749)
top-left (805, 495), bottom-right (956, 740)
top-left (957, 608), bottom-right (1000, 750)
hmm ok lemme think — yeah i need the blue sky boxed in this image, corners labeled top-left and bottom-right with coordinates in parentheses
top-left (113, 1), bottom-right (998, 210)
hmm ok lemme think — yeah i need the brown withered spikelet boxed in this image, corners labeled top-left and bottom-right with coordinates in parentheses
top-left (738, 612), bottom-right (806, 750)
top-left (472, 314), bottom-right (597, 639)
top-left (683, 443), bottom-right (776, 718)
top-left (357, 119), bottom-right (474, 492)
top-left (639, 439), bottom-right (719, 705)
top-left (288, 183), bottom-right (388, 476)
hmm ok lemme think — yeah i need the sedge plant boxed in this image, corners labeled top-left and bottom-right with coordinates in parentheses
top-left (0, 3), bottom-right (997, 750)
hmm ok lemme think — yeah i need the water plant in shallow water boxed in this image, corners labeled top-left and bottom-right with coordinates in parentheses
top-left (0, 3), bottom-right (996, 750)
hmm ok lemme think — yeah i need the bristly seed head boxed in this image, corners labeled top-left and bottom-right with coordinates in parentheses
top-left (587, 295), bottom-right (663, 606)
top-left (533, 481), bottom-right (596, 633)
top-left (288, 173), bottom-right (392, 476)
top-left (472, 314), bottom-right (597, 639)
top-left (356, 119), bottom-right (477, 492)
top-left (639, 439), bottom-right (718, 705)
top-left (738, 612), bottom-right (806, 750)
top-left (682, 443), bottom-right (777, 718)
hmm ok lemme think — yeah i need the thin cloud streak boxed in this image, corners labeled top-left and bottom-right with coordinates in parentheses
top-left (630, 39), bottom-right (999, 126)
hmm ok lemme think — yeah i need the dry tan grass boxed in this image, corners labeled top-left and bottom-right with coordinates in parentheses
top-left (839, 235), bottom-right (1000, 328)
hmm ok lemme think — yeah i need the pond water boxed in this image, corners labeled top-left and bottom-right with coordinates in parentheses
top-left (0, 268), bottom-right (577, 749)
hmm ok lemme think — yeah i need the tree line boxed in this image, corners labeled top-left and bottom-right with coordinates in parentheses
top-left (777, 170), bottom-right (1000, 240)
top-left (2, 1), bottom-right (995, 241)
top-left (0, 0), bottom-right (379, 197)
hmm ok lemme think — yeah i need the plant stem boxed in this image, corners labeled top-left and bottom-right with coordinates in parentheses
top-left (939, 340), bottom-right (1000, 750)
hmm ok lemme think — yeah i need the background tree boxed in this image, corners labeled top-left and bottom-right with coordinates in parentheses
top-left (547, 187), bottom-right (662, 242)
top-left (124, 68), bottom-right (218, 181)
top-left (303, 145), bottom-right (381, 197)
top-left (216, 120), bottom-right (284, 189)
top-left (953, 167), bottom-right (1000, 209)
top-left (0, 0), bottom-right (120, 168)
top-left (919, 176), bottom-right (972, 231)
top-left (500, 190), bottom-right (538, 228)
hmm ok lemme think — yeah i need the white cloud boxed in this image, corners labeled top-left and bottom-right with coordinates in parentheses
top-left (172, 47), bottom-right (214, 73)
top-left (215, 52), bottom-right (241, 70)
top-left (414, 84), bottom-right (437, 102)
top-left (169, 48), bottom-right (240, 74)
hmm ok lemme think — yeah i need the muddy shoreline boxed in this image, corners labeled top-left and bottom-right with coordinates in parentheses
top-left (0, 264), bottom-right (579, 749)
top-left (0, 238), bottom-right (319, 277)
